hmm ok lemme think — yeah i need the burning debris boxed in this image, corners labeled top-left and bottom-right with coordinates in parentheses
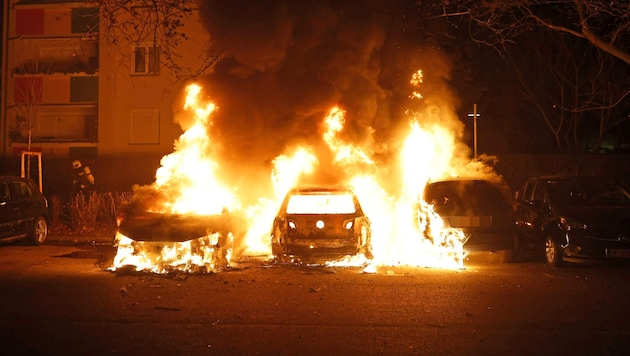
top-left (113, 210), bottom-right (240, 273)
top-left (113, 230), bottom-right (232, 274)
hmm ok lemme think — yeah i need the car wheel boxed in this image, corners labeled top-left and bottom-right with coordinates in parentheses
top-left (544, 235), bottom-right (564, 267)
top-left (30, 216), bottom-right (48, 245)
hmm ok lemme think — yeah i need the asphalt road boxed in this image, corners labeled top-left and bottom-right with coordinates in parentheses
top-left (1, 242), bottom-right (629, 355)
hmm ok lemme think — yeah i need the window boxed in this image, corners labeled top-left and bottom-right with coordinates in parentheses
top-left (0, 183), bottom-right (11, 204)
top-left (29, 106), bottom-right (97, 142)
top-left (287, 193), bottom-right (357, 214)
top-left (71, 7), bottom-right (99, 34)
top-left (523, 181), bottom-right (535, 202)
top-left (532, 183), bottom-right (545, 204)
top-left (133, 46), bottom-right (160, 75)
top-left (12, 181), bottom-right (33, 200)
top-left (129, 110), bottom-right (160, 144)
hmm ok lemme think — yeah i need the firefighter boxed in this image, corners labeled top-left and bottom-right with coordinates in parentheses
top-left (71, 160), bottom-right (95, 195)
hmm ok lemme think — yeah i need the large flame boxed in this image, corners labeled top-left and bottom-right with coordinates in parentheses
top-left (154, 84), bottom-right (238, 215)
top-left (112, 70), bottom-right (493, 273)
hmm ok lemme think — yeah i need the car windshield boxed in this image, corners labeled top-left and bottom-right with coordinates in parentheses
top-left (548, 179), bottom-right (630, 206)
top-left (425, 180), bottom-right (510, 216)
top-left (286, 193), bottom-right (357, 214)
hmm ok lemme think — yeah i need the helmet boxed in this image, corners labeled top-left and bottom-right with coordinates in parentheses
top-left (72, 160), bottom-right (82, 169)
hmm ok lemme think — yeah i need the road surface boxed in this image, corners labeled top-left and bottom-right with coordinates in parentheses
top-left (0, 242), bottom-right (629, 355)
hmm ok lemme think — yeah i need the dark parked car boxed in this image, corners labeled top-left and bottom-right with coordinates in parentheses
top-left (270, 186), bottom-right (372, 262)
top-left (0, 176), bottom-right (49, 245)
top-left (423, 178), bottom-right (517, 254)
top-left (513, 175), bottom-right (630, 267)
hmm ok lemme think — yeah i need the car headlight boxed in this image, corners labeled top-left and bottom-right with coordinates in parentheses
top-left (343, 219), bottom-right (354, 230)
top-left (559, 216), bottom-right (587, 231)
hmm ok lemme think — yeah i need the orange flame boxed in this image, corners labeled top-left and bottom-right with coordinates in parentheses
top-left (153, 84), bottom-right (238, 215)
top-left (323, 107), bottom-right (374, 166)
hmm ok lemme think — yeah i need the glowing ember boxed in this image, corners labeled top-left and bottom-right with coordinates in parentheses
top-left (409, 69), bottom-right (424, 99)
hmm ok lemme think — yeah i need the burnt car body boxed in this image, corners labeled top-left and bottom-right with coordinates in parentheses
top-left (513, 175), bottom-right (630, 267)
top-left (114, 209), bottom-right (244, 272)
top-left (270, 186), bottom-right (372, 262)
top-left (0, 176), bottom-right (49, 245)
top-left (423, 178), bottom-right (516, 254)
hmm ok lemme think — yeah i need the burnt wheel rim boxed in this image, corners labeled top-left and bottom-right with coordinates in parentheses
top-left (545, 237), bottom-right (555, 263)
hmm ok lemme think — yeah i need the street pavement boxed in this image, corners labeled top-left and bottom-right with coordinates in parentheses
top-left (47, 233), bottom-right (114, 246)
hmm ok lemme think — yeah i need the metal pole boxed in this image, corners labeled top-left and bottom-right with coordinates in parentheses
top-left (1, 1), bottom-right (10, 158)
top-left (473, 103), bottom-right (477, 160)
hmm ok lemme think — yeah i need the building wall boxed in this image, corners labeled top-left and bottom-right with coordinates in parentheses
top-left (1, 1), bottom-right (211, 160)
top-left (1, 1), bottom-right (100, 158)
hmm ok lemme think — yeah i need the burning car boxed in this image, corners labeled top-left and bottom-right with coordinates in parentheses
top-left (423, 178), bottom-right (517, 256)
top-left (513, 175), bottom-right (630, 267)
top-left (270, 186), bottom-right (373, 262)
top-left (113, 206), bottom-right (245, 273)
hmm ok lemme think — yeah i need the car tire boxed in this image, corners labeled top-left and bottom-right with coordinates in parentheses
top-left (545, 235), bottom-right (564, 267)
top-left (30, 216), bottom-right (48, 245)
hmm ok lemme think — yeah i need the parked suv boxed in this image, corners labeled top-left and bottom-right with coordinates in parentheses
top-left (0, 176), bottom-right (49, 245)
top-left (513, 175), bottom-right (630, 267)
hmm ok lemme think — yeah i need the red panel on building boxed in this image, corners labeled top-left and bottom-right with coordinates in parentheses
top-left (16, 9), bottom-right (45, 35)
top-left (14, 77), bottom-right (43, 104)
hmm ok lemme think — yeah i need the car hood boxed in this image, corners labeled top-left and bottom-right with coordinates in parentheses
top-left (558, 205), bottom-right (630, 232)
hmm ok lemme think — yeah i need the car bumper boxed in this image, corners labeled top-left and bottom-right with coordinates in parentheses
top-left (273, 238), bottom-right (359, 260)
top-left (460, 227), bottom-right (515, 252)
top-left (563, 234), bottom-right (630, 261)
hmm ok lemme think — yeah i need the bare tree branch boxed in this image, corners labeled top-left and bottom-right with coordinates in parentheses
top-left (98, 0), bottom-right (221, 82)
top-left (425, 0), bottom-right (630, 66)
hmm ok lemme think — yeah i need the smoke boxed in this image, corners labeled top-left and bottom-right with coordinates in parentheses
top-left (193, 0), bottom-right (467, 201)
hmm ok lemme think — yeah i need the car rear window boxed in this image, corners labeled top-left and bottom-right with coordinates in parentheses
top-left (425, 180), bottom-right (510, 216)
top-left (0, 182), bottom-right (11, 202)
top-left (11, 180), bottom-right (33, 200)
top-left (286, 193), bottom-right (357, 214)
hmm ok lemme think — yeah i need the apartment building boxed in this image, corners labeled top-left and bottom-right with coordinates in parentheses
top-left (1, 0), bottom-right (210, 160)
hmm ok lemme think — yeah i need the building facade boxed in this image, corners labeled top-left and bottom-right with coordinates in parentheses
top-left (1, 0), bottom-right (209, 160)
